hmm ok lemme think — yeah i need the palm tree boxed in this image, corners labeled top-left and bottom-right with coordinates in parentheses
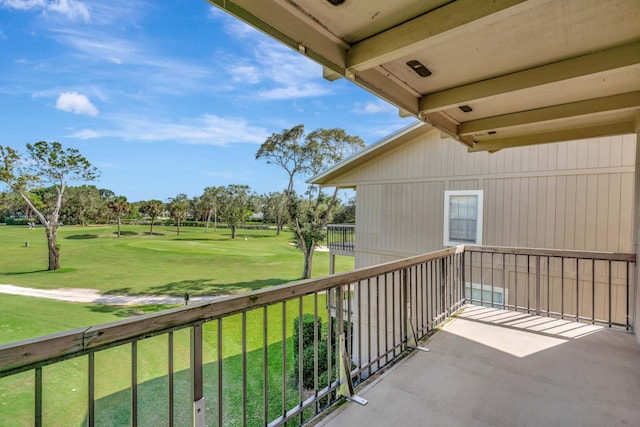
top-left (141, 200), bottom-right (164, 235)
top-left (108, 196), bottom-right (130, 238)
top-left (169, 193), bottom-right (190, 235)
top-left (201, 186), bottom-right (222, 232)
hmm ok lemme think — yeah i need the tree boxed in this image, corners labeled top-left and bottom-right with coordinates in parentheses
top-left (62, 185), bottom-right (102, 225)
top-left (262, 191), bottom-right (287, 235)
top-left (168, 193), bottom-right (190, 235)
top-left (140, 199), bottom-right (164, 235)
top-left (0, 191), bottom-right (26, 221)
top-left (0, 141), bottom-right (99, 270)
top-left (200, 186), bottom-right (222, 232)
top-left (332, 196), bottom-right (356, 224)
top-left (98, 188), bottom-right (116, 223)
top-left (257, 126), bottom-right (364, 278)
top-left (216, 184), bottom-right (253, 239)
top-left (108, 196), bottom-right (130, 238)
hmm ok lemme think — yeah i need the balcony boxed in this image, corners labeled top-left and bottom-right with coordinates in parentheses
top-left (326, 224), bottom-right (355, 257)
top-left (0, 246), bottom-right (637, 426)
top-left (316, 304), bottom-right (640, 426)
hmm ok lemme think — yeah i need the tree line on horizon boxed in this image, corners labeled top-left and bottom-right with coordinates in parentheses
top-left (0, 125), bottom-right (362, 277)
top-left (0, 184), bottom-right (355, 235)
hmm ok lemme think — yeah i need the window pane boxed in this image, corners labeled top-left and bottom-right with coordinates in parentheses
top-left (449, 195), bottom-right (478, 243)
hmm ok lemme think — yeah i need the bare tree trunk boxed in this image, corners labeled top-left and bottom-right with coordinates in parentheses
top-left (231, 225), bottom-right (236, 239)
top-left (17, 189), bottom-right (62, 271)
top-left (205, 209), bottom-right (211, 233)
top-left (45, 226), bottom-right (60, 270)
top-left (117, 215), bottom-right (121, 238)
top-left (302, 248), bottom-right (313, 279)
top-left (149, 218), bottom-right (154, 235)
top-left (177, 218), bottom-right (181, 235)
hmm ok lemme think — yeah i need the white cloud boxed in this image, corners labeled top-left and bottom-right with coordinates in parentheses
top-left (222, 39), bottom-right (331, 100)
top-left (229, 63), bottom-right (261, 84)
top-left (352, 101), bottom-right (396, 115)
top-left (258, 84), bottom-right (330, 100)
top-left (0, 0), bottom-right (45, 10)
top-left (50, 28), bottom-right (215, 94)
top-left (72, 128), bottom-right (100, 139)
top-left (55, 91), bottom-right (99, 116)
top-left (47, 0), bottom-right (89, 21)
top-left (209, 6), bottom-right (257, 39)
top-left (70, 114), bottom-right (270, 146)
top-left (0, 0), bottom-right (90, 22)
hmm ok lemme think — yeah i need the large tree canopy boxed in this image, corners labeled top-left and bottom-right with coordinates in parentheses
top-left (0, 141), bottom-right (99, 270)
top-left (256, 125), bottom-right (364, 278)
top-left (217, 184), bottom-right (254, 239)
top-left (262, 191), bottom-right (288, 235)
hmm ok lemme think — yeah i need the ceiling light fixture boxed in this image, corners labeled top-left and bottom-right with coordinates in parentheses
top-left (326, 0), bottom-right (346, 5)
top-left (459, 105), bottom-right (473, 113)
top-left (406, 60), bottom-right (432, 77)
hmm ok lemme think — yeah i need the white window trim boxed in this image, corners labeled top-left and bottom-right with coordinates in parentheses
top-left (443, 190), bottom-right (483, 246)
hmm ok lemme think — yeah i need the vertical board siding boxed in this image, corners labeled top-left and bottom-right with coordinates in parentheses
top-left (467, 255), bottom-right (631, 327)
top-left (331, 131), bottom-right (635, 265)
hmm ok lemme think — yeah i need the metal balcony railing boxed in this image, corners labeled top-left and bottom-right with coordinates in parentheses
top-left (464, 246), bottom-right (635, 330)
top-left (0, 246), bottom-right (634, 426)
top-left (326, 224), bottom-right (355, 255)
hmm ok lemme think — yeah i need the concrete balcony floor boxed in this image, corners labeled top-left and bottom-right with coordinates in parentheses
top-left (315, 305), bottom-right (640, 427)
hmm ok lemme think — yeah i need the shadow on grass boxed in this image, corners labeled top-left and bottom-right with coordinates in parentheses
top-left (83, 338), bottom-right (328, 426)
top-left (0, 268), bottom-right (75, 276)
top-left (88, 304), bottom-right (180, 318)
top-left (215, 232), bottom-right (278, 240)
top-left (169, 237), bottom-right (216, 242)
top-left (102, 278), bottom-right (295, 299)
top-left (114, 231), bottom-right (138, 236)
top-left (143, 232), bottom-right (165, 236)
top-left (103, 287), bottom-right (136, 295)
top-left (146, 278), bottom-right (292, 296)
top-left (65, 234), bottom-right (98, 240)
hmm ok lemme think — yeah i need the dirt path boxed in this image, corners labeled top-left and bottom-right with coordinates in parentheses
top-left (0, 284), bottom-right (219, 306)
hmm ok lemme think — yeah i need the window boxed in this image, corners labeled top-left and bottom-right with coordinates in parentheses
top-left (443, 190), bottom-right (483, 246)
top-left (464, 282), bottom-right (507, 308)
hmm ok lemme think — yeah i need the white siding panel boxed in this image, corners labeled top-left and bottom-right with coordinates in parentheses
top-left (328, 131), bottom-right (636, 268)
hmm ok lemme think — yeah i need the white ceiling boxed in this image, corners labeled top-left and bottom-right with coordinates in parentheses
top-left (208, 0), bottom-right (640, 152)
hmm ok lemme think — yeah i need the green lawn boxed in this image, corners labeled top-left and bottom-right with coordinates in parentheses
top-left (0, 224), bottom-right (352, 426)
top-left (0, 224), bottom-right (351, 296)
top-left (1, 295), bottom-right (333, 426)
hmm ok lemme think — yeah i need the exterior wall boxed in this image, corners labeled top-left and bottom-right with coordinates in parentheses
top-left (334, 129), bottom-right (636, 269)
top-left (330, 128), bottom-right (637, 370)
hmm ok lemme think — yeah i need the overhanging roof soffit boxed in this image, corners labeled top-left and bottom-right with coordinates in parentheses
top-left (469, 122), bottom-right (636, 153)
top-left (458, 91), bottom-right (640, 136)
top-left (346, 0), bottom-right (534, 72)
top-left (418, 41), bottom-right (640, 114)
top-left (209, 0), bottom-right (640, 151)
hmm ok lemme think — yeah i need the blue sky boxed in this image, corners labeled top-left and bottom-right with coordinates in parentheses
top-left (0, 0), bottom-right (414, 202)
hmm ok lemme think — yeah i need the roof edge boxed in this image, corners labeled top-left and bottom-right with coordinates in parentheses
top-left (308, 121), bottom-right (433, 186)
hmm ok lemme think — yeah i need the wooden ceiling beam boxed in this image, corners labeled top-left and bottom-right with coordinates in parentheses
top-left (468, 121), bottom-right (636, 152)
top-left (346, 0), bottom-right (533, 72)
top-left (419, 41), bottom-right (640, 114)
top-left (458, 91), bottom-right (640, 136)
